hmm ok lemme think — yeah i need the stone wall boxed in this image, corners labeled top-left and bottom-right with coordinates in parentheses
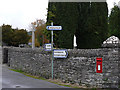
top-left (3, 47), bottom-right (120, 88)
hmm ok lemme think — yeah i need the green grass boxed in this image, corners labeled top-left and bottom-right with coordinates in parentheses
top-left (24, 74), bottom-right (46, 80)
top-left (9, 68), bottom-right (46, 80)
top-left (47, 81), bottom-right (72, 88)
top-left (10, 69), bottom-right (23, 73)
top-left (91, 88), bottom-right (97, 90)
top-left (119, 84), bottom-right (120, 89)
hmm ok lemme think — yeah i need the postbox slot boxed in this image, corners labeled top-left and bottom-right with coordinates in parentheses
top-left (98, 65), bottom-right (100, 70)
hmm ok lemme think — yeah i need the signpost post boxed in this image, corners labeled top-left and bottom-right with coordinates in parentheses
top-left (51, 22), bottom-right (54, 80)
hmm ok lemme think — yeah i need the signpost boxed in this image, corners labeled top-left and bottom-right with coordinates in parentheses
top-left (46, 22), bottom-right (64, 79)
top-left (44, 43), bottom-right (52, 51)
top-left (53, 49), bottom-right (68, 58)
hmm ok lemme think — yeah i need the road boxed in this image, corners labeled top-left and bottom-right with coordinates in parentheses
top-left (2, 64), bottom-right (70, 88)
top-left (2, 66), bottom-right (83, 90)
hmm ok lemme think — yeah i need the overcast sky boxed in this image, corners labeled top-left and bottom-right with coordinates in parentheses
top-left (0, 0), bottom-right (119, 30)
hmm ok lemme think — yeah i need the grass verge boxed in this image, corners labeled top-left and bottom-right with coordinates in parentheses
top-left (9, 68), bottom-right (87, 89)
top-left (9, 68), bottom-right (46, 80)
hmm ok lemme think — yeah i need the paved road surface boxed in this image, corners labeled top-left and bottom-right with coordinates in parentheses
top-left (2, 64), bottom-right (69, 88)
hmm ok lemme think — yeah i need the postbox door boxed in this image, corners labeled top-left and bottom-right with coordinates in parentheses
top-left (96, 58), bottom-right (102, 73)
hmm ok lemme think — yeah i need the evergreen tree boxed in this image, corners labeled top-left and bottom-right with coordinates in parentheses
top-left (56, 2), bottom-right (79, 49)
top-left (46, 2), bottom-right (57, 44)
top-left (76, 2), bottom-right (108, 49)
top-left (75, 2), bottom-right (91, 49)
top-left (47, 2), bottom-right (108, 49)
top-left (47, 2), bottom-right (78, 49)
top-left (89, 2), bottom-right (108, 48)
top-left (108, 4), bottom-right (120, 39)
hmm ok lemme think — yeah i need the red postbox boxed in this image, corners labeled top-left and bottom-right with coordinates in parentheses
top-left (96, 57), bottom-right (102, 73)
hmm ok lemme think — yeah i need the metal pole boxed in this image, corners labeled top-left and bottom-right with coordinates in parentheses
top-left (51, 22), bottom-right (54, 79)
top-left (32, 27), bottom-right (35, 48)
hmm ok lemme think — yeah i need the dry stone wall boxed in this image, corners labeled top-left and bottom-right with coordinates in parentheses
top-left (3, 47), bottom-right (120, 89)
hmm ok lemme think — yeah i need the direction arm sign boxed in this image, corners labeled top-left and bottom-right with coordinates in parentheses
top-left (44, 43), bottom-right (52, 51)
top-left (53, 49), bottom-right (68, 58)
top-left (46, 26), bottom-right (62, 30)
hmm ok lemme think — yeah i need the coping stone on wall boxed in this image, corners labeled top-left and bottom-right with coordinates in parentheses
top-left (102, 36), bottom-right (120, 48)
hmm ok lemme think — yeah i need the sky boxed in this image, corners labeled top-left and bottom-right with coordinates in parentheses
top-left (0, 0), bottom-right (119, 30)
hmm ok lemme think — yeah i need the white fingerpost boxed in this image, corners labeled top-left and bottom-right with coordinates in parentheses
top-left (32, 25), bottom-right (35, 49)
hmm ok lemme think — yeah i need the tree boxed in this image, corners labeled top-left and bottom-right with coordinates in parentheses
top-left (75, 2), bottom-right (91, 49)
top-left (36, 19), bottom-right (49, 46)
top-left (2, 24), bottom-right (30, 46)
top-left (30, 19), bottom-right (49, 47)
top-left (76, 2), bottom-right (108, 49)
top-left (108, 4), bottom-right (120, 39)
top-left (47, 2), bottom-right (79, 49)
top-left (2, 24), bottom-right (13, 46)
top-left (89, 2), bottom-right (108, 48)
top-left (46, 2), bottom-right (57, 46)
top-left (47, 2), bottom-right (108, 49)
top-left (11, 29), bottom-right (30, 46)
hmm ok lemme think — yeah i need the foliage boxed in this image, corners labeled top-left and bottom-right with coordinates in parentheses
top-left (46, 2), bottom-right (57, 44)
top-left (11, 29), bottom-right (30, 46)
top-left (47, 2), bottom-right (108, 49)
top-left (30, 19), bottom-right (49, 47)
top-left (47, 2), bottom-right (79, 49)
top-left (108, 4), bottom-right (120, 39)
top-left (2, 24), bottom-right (30, 46)
top-left (56, 2), bottom-right (79, 49)
top-left (2, 24), bottom-right (13, 46)
top-left (75, 2), bottom-right (91, 49)
top-left (76, 2), bottom-right (108, 49)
